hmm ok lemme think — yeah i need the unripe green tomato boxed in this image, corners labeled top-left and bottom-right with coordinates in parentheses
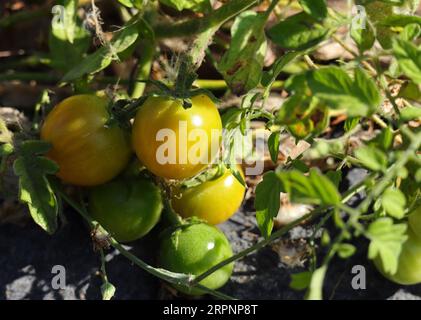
top-left (171, 169), bottom-right (246, 225)
top-left (409, 206), bottom-right (421, 238)
top-left (375, 225), bottom-right (421, 285)
top-left (158, 222), bottom-right (234, 295)
top-left (89, 178), bottom-right (163, 243)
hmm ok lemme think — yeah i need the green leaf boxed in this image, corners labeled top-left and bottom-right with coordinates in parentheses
top-left (344, 117), bottom-right (360, 132)
top-left (366, 218), bottom-right (408, 274)
top-left (351, 16), bottom-right (375, 52)
top-left (381, 188), bottom-right (406, 219)
top-left (393, 38), bottom-right (421, 84)
top-left (62, 18), bottom-right (152, 82)
top-left (401, 23), bottom-right (421, 41)
top-left (254, 171), bottom-right (283, 238)
top-left (355, 145), bottom-right (388, 171)
top-left (398, 81), bottom-right (421, 101)
top-left (13, 141), bottom-right (59, 234)
top-left (117, 0), bottom-right (144, 9)
top-left (262, 52), bottom-right (300, 94)
top-left (280, 169), bottom-right (341, 206)
top-left (373, 127), bottom-right (393, 151)
top-left (49, 0), bottom-right (90, 72)
top-left (307, 67), bottom-right (381, 116)
top-left (298, 0), bottom-right (327, 20)
top-left (218, 11), bottom-right (267, 95)
top-left (290, 271), bottom-right (312, 290)
top-left (305, 266), bottom-right (327, 300)
top-left (326, 170), bottom-right (342, 188)
top-left (159, 0), bottom-right (211, 12)
top-left (400, 104), bottom-right (421, 122)
top-left (336, 243), bottom-right (356, 258)
top-left (101, 281), bottom-right (116, 300)
top-left (267, 12), bottom-right (330, 50)
top-left (268, 131), bottom-right (281, 164)
top-left (378, 14), bottom-right (421, 27)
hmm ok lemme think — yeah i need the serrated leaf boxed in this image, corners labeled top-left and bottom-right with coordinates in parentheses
top-left (268, 131), bottom-right (281, 163)
top-left (101, 281), bottom-right (116, 300)
top-left (62, 18), bottom-right (151, 82)
top-left (393, 38), bottom-right (421, 84)
top-left (307, 67), bottom-right (381, 116)
top-left (218, 11), bottom-right (267, 95)
top-left (366, 218), bottom-right (408, 274)
top-left (268, 12), bottom-right (330, 50)
top-left (381, 188), bottom-right (406, 219)
top-left (290, 271), bottom-right (312, 290)
top-left (336, 243), bottom-right (356, 259)
top-left (355, 145), bottom-right (388, 171)
top-left (298, 0), bottom-right (327, 20)
top-left (13, 141), bottom-right (59, 234)
top-left (305, 266), bottom-right (327, 300)
top-left (254, 171), bottom-right (283, 238)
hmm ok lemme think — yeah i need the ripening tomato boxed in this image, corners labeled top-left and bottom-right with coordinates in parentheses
top-left (132, 95), bottom-right (222, 180)
top-left (158, 222), bottom-right (233, 295)
top-left (40, 94), bottom-right (132, 186)
top-left (89, 177), bottom-right (163, 243)
top-left (171, 168), bottom-right (246, 225)
top-left (409, 206), bottom-right (421, 238)
top-left (375, 225), bottom-right (421, 285)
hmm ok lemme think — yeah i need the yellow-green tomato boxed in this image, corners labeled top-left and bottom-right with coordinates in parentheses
top-left (375, 225), bottom-right (421, 285)
top-left (132, 95), bottom-right (222, 180)
top-left (158, 222), bottom-right (234, 295)
top-left (171, 169), bottom-right (245, 225)
top-left (41, 94), bottom-right (132, 186)
top-left (89, 178), bottom-right (163, 243)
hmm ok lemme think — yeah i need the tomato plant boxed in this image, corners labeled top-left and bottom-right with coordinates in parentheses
top-left (89, 177), bottom-right (163, 243)
top-left (132, 95), bottom-right (222, 180)
top-left (158, 222), bottom-right (234, 295)
top-left (1, 0), bottom-right (420, 302)
top-left (41, 94), bottom-right (132, 186)
top-left (171, 167), bottom-right (245, 225)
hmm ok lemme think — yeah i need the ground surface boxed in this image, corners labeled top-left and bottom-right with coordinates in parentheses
top-left (1, 169), bottom-right (421, 300)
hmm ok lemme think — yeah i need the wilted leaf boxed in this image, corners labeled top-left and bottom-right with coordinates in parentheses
top-left (218, 11), bottom-right (267, 95)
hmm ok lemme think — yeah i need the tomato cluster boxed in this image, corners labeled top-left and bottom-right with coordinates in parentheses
top-left (40, 93), bottom-right (243, 294)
